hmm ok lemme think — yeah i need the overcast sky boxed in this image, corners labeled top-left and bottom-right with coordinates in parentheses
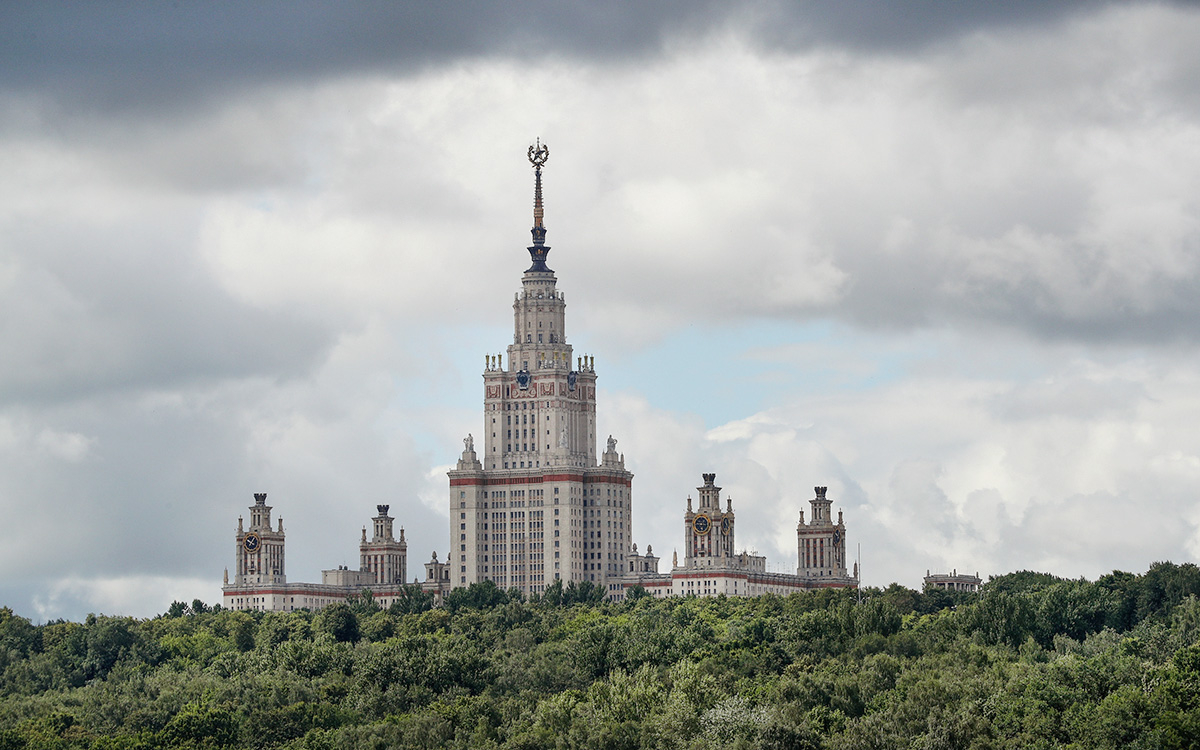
top-left (3, 1), bottom-right (1200, 621)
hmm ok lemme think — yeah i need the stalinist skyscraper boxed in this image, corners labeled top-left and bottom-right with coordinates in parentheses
top-left (447, 142), bottom-right (634, 597)
top-left (222, 142), bottom-right (857, 610)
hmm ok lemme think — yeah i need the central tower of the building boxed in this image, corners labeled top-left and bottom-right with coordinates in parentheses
top-left (448, 142), bottom-right (634, 598)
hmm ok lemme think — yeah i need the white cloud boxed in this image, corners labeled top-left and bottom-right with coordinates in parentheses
top-left (32, 575), bottom-right (221, 621)
top-left (613, 337), bottom-right (1200, 588)
top-left (35, 428), bottom-right (94, 462)
top-left (4, 3), bottom-right (1200, 619)
top-left (419, 464), bottom-right (455, 518)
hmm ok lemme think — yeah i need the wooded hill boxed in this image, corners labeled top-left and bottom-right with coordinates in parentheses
top-left (2, 563), bottom-right (1200, 749)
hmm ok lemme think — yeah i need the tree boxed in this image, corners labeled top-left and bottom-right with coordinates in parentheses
top-left (0, 606), bottom-right (40, 655)
top-left (159, 703), bottom-right (237, 747)
top-left (388, 585), bottom-right (435, 615)
top-left (1136, 562), bottom-right (1200, 623)
top-left (984, 571), bottom-right (1064, 595)
top-left (879, 583), bottom-right (918, 615)
top-left (228, 612), bottom-right (256, 651)
top-left (1096, 570), bottom-right (1139, 630)
top-left (360, 611), bottom-right (396, 642)
top-left (316, 603), bottom-right (360, 643)
top-left (83, 617), bottom-right (139, 680)
top-left (853, 598), bottom-right (902, 638)
top-left (1154, 642), bottom-right (1200, 748)
top-left (563, 580), bottom-right (606, 606)
top-left (963, 592), bottom-right (1034, 647)
top-left (346, 589), bottom-right (381, 614)
top-left (444, 580), bottom-right (509, 611)
top-left (542, 579), bottom-right (564, 607)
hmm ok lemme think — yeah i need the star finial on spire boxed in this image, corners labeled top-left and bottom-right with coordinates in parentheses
top-left (528, 137), bottom-right (549, 169)
top-left (526, 138), bottom-right (552, 272)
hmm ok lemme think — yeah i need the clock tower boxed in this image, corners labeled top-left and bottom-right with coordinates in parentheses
top-left (448, 141), bottom-right (634, 598)
top-left (683, 473), bottom-right (737, 568)
top-left (234, 492), bottom-right (286, 586)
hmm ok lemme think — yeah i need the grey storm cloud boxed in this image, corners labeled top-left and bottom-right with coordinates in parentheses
top-left (1, 1), bottom-right (1111, 114)
top-left (4, 0), bottom-right (1200, 621)
top-left (0, 214), bottom-right (336, 404)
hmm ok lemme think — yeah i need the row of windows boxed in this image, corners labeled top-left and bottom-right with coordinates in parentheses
top-left (507, 443), bottom-right (552, 453)
top-left (521, 332), bottom-right (560, 343)
top-left (507, 414), bottom-right (553, 425)
top-left (499, 400), bottom-right (555, 411)
top-left (488, 396), bottom-right (594, 411)
top-left (507, 428), bottom-right (553, 440)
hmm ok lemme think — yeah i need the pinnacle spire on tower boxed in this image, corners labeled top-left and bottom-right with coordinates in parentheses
top-left (526, 138), bottom-right (552, 272)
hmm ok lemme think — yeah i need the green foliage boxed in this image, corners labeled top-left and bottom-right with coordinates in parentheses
top-left (536, 578), bottom-right (606, 608)
top-left (344, 590), bottom-right (379, 615)
top-left (159, 702), bottom-right (237, 747)
top-left (315, 604), bottom-right (359, 644)
top-left (4, 562), bottom-right (1200, 748)
top-left (962, 591), bottom-right (1035, 647)
top-left (985, 569), bottom-right (1068, 594)
top-left (444, 580), bottom-right (510, 611)
top-left (387, 585), bottom-right (435, 615)
top-left (228, 612), bottom-right (255, 652)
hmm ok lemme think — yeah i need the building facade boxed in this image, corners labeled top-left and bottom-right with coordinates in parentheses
top-left (361, 504), bottom-right (407, 586)
top-left (614, 475), bottom-right (859, 600)
top-left (447, 141), bottom-right (633, 599)
top-left (221, 495), bottom-right (439, 612)
top-left (797, 486), bottom-right (852, 584)
top-left (233, 493), bottom-right (286, 588)
top-left (924, 570), bottom-right (982, 592)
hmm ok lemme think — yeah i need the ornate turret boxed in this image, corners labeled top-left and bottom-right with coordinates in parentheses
top-left (797, 485), bottom-right (854, 585)
top-left (809, 486), bottom-right (832, 526)
top-left (360, 504), bottom-right (406, 584)
top-left (683, 473), bottom-right (736, 568)
top-left (526, 139), bottom-right (551, 272)
top-left (233, 492), bottom-right (286, 586)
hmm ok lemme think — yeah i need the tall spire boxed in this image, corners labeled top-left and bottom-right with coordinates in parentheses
top-left (526, 139), bottom-right (552, 272)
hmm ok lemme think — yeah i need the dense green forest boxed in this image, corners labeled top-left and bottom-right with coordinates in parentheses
top-left (3, 563), bottom-right (1200, 749)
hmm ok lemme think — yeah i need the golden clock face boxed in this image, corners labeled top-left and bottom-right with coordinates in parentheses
top-left (243, 532), bottom-right (261, 552)
top-left (692, 514), bottom-right (711, 535)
